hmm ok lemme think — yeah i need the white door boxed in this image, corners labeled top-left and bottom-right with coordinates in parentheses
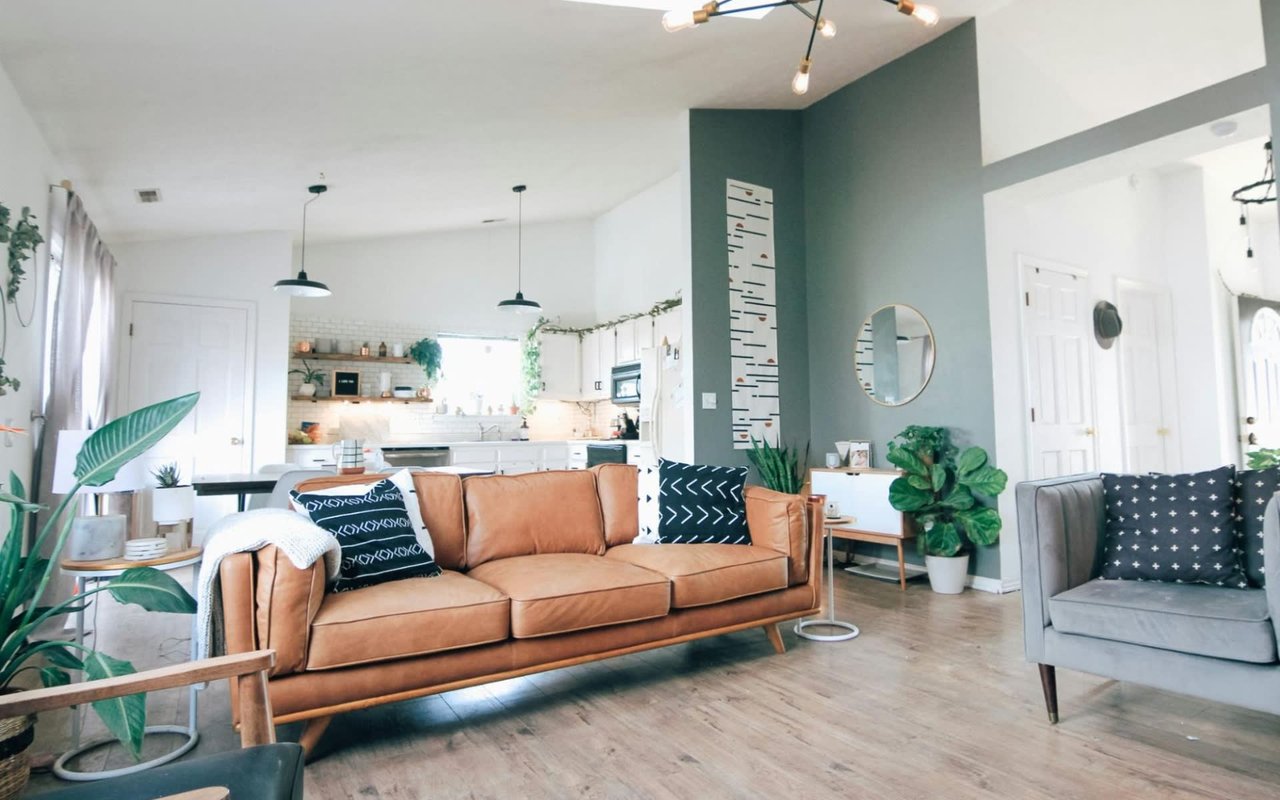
top-left (1241, 299), bottom-right (1280, 455)
top-left (126, 300), bottom-right (252, 480)
top-left (1021, 260), bottom-right (1097, 478)
top-left (1116, 280), bottom-right (1180, 473)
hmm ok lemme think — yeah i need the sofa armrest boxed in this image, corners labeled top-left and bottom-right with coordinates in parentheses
top-left (1015, 474), bottom-right (1106, 662)
top-left (1264, 496), bottom-right (1280, 647)
top-left (219, 546), bottom-right (326, 678)
top-left (745, 486), bottom-right (815, 587)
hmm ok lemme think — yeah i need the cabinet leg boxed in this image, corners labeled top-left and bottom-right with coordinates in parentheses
top-left (764, 623), bottom-right (786, 654)
top-left (1038, 664), bottom-right (1059, 724)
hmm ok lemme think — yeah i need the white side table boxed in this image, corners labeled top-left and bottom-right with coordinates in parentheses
top-left (55, 547), bottom-right (203, 781)
top-left (794, 517), bottom-right (860, 642)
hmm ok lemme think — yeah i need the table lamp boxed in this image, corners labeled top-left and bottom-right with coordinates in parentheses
top-left (52, 429), bottom-right (147, 561)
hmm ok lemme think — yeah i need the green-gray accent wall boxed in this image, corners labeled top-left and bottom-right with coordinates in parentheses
top-left (802, 22), bottom-right (1000, 579)
top-left (689, 109), bottom-right (809, 469)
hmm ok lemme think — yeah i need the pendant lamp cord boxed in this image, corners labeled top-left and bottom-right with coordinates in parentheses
top-left (804, 0), bottom-right (824, 62)
top-left (300, 190), bottom-right (323, 274)
top-left (517, 189), bottom-right (524, 293)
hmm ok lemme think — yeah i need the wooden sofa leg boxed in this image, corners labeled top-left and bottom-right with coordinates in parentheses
top-left (764, 623), bottom-right (786, 654)
top-left (299, 715), bottom-right (333, 761)
top-left (1038, 664), bottom-right (1059, 724)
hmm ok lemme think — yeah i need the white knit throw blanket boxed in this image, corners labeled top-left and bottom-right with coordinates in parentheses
top-left (196, 508), bottom-right (341, 660)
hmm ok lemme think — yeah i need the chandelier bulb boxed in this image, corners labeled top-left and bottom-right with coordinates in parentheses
top-left (898, 1), bottom-right (940, 27)
top-left (662, 9), bottom-right (696, 32)
top-left (791, 59), bottom-right (812, 96)
top-left (818, 17), bottom-right (837, 38)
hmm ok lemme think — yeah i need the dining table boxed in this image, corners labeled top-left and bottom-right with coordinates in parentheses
top-left (192, 472), bottom-right (283, 511)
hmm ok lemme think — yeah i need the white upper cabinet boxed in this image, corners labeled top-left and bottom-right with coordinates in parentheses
top-left (539, 332), bottom-right (580, 401)
top-left (580, 329), bottom-right (610, 400)
top-left (635, 316), bottom-right (655, 356)
top-left (615, 319), bottom-right (638, 365)
top-left (653, 307), bottom-right (681, 352)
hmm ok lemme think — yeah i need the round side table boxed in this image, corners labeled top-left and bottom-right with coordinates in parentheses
top-left (794, 517), bottom-right (860, 642)
top-left (55, 547), bottom-right (203, 781)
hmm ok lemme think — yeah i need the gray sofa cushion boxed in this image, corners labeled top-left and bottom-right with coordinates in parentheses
top-left (1049, 579), bottom-right (1277, 664)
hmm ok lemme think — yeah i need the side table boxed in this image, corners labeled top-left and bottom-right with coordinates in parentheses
top-left (56, 547), bottom-right (203, 781)
top-left (794, 517), bottom-right (860, 642)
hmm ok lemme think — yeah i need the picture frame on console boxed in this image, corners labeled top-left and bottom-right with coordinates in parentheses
top-left (848, 440), bottom-right (873, 468)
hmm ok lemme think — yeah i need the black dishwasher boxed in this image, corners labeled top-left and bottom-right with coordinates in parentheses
top-left (586, 443), bottom-right (628, 467)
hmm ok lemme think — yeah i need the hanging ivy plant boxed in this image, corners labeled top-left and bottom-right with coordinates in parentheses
top-left (408, 337), bottom-right (443, 385)
top-left (539, 296), bottom-right (682, 337)
top-left (519, 320), bottom-right (547, 414)
top-left (5, 206), bottom-right (43, 304)
top-left (0, 357), bottom-right (18, 397)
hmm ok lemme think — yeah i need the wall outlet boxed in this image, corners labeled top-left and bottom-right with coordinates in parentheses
top-left (701, 392), bottom-right (717, 410)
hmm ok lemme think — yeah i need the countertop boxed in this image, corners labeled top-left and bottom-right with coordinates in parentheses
top-left (287, 438), bottom-right (639, 449)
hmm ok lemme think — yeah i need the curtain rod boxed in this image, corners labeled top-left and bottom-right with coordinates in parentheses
top-left (47, 180), bottom-right (72, 192)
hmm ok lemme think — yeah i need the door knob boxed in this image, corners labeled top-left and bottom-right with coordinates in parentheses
top-left (1246, 416), bottom-right (1257, 425)
top-left (1083, 427), bottom-right (1095, 437)
top-left (1248, 433), bottom-right (1259, 445)
top-left (230, 436), bottom-right (243, 445)
top-left (1156, 427), bottom-right (1170, 437)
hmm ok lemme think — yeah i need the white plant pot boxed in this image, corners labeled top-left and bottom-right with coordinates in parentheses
top-left (152, 486), bottom-right (195, 524)
top-left (925, 554), bottom-right (970, 595)
top-left (298, 383), bottom-right (317, 397)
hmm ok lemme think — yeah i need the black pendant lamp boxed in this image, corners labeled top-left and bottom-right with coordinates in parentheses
top-left (497, 184), bottom-right (542, 314)
top-left (274, 184), bottom-right (332, 298)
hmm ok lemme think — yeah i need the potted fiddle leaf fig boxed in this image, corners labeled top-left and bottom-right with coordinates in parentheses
top-left (886, 425), bottom-right (1007, 594)
top-left (0, 392), bottom-right (199, 792)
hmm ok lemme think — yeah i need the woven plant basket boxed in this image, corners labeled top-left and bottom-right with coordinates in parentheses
top-left (0, 706), bottom-right (34, 800)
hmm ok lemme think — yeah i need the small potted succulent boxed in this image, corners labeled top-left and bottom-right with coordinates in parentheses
top-left (886, 425), bottom-right (1008, 594)
top-left (289, 360), bottom-right (325, 398)
top-left (150, 462), bottom-right (195, 546)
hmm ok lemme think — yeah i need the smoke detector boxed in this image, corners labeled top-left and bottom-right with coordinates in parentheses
top-left (135, 188), bottom-right (162, 204)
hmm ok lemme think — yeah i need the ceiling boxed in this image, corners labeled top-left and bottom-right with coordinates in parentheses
top-left (0, 0), bottom-right (1009, 244)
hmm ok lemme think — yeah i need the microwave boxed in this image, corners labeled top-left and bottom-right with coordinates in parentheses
top-left (610, 362), bottom-right (641, 405)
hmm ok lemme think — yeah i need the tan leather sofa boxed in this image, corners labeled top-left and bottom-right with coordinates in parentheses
top-left (219, 465), bottom-right (823, 756)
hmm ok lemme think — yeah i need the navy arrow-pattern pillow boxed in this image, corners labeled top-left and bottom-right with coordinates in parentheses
top-left (656, 459), bottom-right (749, 544)
top-left (1099, 466), bottom-right (1246, 588)
top-left (292, 478), bottom-right (441, 593)
top-left (1235, 467), bottom-right (1278, 587)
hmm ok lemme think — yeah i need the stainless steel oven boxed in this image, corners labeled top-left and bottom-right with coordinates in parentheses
top-left (610, 362), bottom-right (641, 406)
top-left (379, 446), bottom-right (452, 469)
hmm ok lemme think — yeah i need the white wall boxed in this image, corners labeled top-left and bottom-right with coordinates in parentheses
top-left (977, 0), bottom-right (1267, 164)
top-left (985, 168), bottom-right (1236, 584)
top-left (0, 63), bottom-right (63, 489)
top-left (111, 232), bottom-right (293, 471)
top-left (593, 172), bottom-right (685, 320)
top-left (297, 220), bottom-right (596, 337)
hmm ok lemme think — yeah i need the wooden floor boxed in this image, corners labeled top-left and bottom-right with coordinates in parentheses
top-left (26, 566), bottom-right (1280, 799)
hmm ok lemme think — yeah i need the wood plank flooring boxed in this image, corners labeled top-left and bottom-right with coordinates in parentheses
top-left (25, 566), bottom-right (1280, 798)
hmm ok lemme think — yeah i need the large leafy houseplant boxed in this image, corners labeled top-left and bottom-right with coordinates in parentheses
top-left (886, 425), bottom-right (1008, 557)
top-left (0, 392), bottom-right (199, 760)
top-left (408, 338), bottom-right (442, 386)
top-left (746, 436), bottom-right (809, 495)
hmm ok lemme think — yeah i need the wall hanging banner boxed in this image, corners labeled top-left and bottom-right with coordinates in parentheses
top-left (726, 179), bottom-right (780, 449)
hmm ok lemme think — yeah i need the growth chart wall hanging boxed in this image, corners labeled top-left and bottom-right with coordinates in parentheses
top-left (726, 179), bottom-right (780, 449)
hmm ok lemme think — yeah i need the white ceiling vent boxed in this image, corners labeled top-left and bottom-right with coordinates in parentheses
top-left (135, 188), bottom-right (162, 204)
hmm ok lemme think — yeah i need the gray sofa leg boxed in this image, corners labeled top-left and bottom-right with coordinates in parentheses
top-left (1038, 664), bottom-right (1059, 724)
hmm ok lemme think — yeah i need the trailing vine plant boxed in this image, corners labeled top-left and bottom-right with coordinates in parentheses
top-left (540, 296), bottom-right (682, 337)
top-left (520, 321), bottom-right (546, 414)
top-left (0, 201), bottom-right (44, 395)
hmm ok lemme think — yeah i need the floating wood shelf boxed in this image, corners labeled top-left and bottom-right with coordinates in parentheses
top-left (290, 395), bottom-right (432, 404)
top-left (292, 351), bottom-right (413, 364)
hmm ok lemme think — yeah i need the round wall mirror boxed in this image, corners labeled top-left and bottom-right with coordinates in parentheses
top-left (854, 304), bottom-right (936, 406)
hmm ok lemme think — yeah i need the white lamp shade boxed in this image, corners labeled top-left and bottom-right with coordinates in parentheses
top-left (152, 486), bottom-right (195, 524)
top-left (52, 429), bottom-right (147, 495)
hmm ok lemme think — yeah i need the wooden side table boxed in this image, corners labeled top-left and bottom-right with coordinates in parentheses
top-left (793, 517), bottom-right (860, 642)
top-left (828, 522), bottom-right (916, 590)
top-left (56, 547), bottom-right (203, 781)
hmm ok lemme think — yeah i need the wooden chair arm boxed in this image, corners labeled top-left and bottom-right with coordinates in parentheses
top-left (0, 650), bottom-right (277, 747)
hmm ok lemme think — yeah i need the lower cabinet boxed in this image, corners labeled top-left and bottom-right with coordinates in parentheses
top-left (450, 443), bottom-right (575, 474)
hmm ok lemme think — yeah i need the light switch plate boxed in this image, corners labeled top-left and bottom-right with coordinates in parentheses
top-left (701, 392), bottom-right (717, 410)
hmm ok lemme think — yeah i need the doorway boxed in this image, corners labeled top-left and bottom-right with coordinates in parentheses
top-left (1239, 297), bottom-right (1280, 459)
top-left (1116, 279), bottom-right (1181, 473)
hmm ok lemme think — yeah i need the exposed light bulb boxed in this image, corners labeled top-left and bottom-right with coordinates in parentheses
top-left (818, 17), bottom-right (837, 38)
top-left (911, 3), bottom-right (941, 26)
top-left (662, 9), bottom-right (697, 32)
top-left (791, 59), bottom-right (812, 96)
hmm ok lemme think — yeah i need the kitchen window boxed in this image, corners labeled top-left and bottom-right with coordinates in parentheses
top-left (434, 335), bottom-right (522, 414)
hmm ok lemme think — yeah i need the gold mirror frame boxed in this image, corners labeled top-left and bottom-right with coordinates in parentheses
top-left (853, 303), bottom-right (936, 407)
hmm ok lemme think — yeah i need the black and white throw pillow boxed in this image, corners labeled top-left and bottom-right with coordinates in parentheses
top-left (1235, 467), bottom-right (1278, 587)
top-left (292, 478), bottom-right (441, 592)
top-left (1099, 466), bottom-right (1246, 588)
top-left (656, 458), bottom-right (749, 544)
top-left (635, 459), bottom-right (661, 544)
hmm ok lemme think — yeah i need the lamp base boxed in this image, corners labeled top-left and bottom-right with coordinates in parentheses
top-left (66, 515), bottom-right (127, 561)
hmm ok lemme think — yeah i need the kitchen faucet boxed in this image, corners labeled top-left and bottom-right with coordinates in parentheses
top-left (478, 423), bottom-right (501, 442)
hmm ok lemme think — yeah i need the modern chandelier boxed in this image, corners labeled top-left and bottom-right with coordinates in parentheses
top-left (662, 0), bottom-right (940, 95)
top-left (274, 183), bottom-right (332, 298)
top-left (497, 185), bottom-right (542, 314)
top-left (1233, 140), bottom-right (1275, 259)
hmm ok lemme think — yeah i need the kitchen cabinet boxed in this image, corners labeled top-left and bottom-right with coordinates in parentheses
top-left (654, 308), bottom-right (681, 353)
top-left (538, 332), bottom-right (580, 400)
top-left (615, 319), bottom-right (638, 365)
top-left (635, 316), bottom-right (654, 355)
top-left (580, 329), bottom-right (611, 401)
top-left (286, 444), bottom-right (334, 468)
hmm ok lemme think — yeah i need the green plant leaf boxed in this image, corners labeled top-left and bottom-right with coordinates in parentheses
top-left (106, 568), bottom-right (197, 613)
top-left (886, 444), bottom-right (928, 478)
top-left (957, 507), bottom-right (1003, 546)
top-left (958, 465), bottom-right (1008, 498)
top-left (889, 477), bottom-right (933, 513)
top-left (83, 651), bottom-right (146, 761)
top-left (955, 446), bottom-right (988, 478)
top-left (907, 474), bottom-right (931, 491)
top-left (41, 644), bottom-right (84, 670)
top-left (921, 521), bottom-right (963, 557)
top-left (39, 666), bottom-right (70, 688)
top-left (930, 463), bottom-right (947, 492)
top-left (940, 483), bottom-right (976, 510)
top-left (75, 393), bottom-right (200, 487)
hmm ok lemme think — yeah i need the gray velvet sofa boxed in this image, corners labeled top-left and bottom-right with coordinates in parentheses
top-left (1017, 473), bottom-right (1280, 721)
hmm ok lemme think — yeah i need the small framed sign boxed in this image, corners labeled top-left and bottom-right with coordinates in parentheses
top-left (333, 370), bottom-right (361, 398)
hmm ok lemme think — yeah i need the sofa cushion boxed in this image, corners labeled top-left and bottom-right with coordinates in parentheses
top-left (1235, 468), bottom-right (1277, 586)
top-left (605, 544), bottom-right (787, 608)
top-left (1049, 578), bottom-right (1276, 664)
top-left (464, 472), bottom-right (606, 568)
top-left (307, 572), bottom-right (509, 670)
top-left (466, 553), bottom-right (670, 638)
top-left (593, 464), bottom-right (640, 546)
top-left (657, 459), bottom-right (749, 544)
top-left (1100, 467), bottom-right (1246, 587)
